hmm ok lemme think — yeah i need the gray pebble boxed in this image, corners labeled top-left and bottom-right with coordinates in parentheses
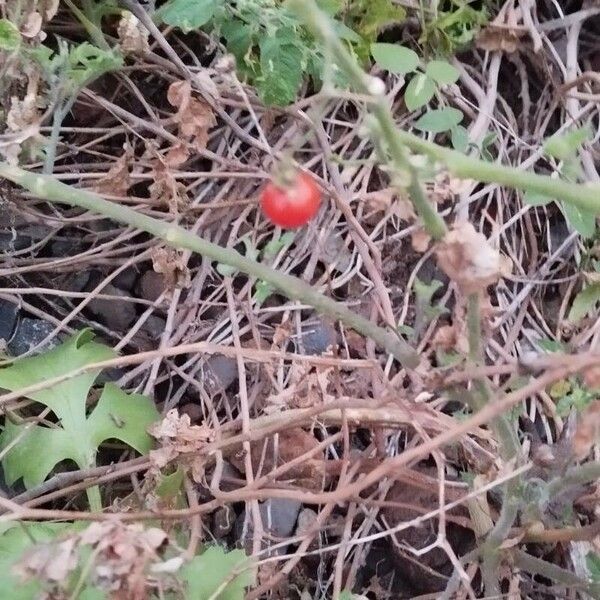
top-left (300, 319), bottom-right (337, 355)
top-left (0, 300), bottom-right (18, 343)
top-left (8, 318), bottom-right (59, 356)
top-left (201, 354), bottom-right (238, 393)
top-left (87, 284), bottom-right (137, 330)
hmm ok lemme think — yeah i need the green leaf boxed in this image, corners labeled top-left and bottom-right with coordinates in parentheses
top-left (181, 546), bottom-right (255, 600)
top-left (254, 280), bottom-right (275, 305)
top-left (523, 190), bottom-right (553, 207)
top-left (0, 332), bottom-right (159, 490)
top-left (536, 338), bottom-right (565, 353)
top-left (66, 43), bottom-right (123, 89)
top-left (159, 0), bottom-right (219, 33)
top-left (450, 125), bottom-right (469, 152)
top-left (220, 20), bottom-right (254, 63)
top-left (425, 60), bottom-right (459, 85)
top-left (370, 43), bottom-right (419, 74)
top-left (544, 126), bottom-right (591, 160)
top-left (257, 34), bottom-right (304, 106)
top-left (587, 552), bottom-right (600, 582)
top-left (414, 107), bottom-right (463, 133)
top-left (560, 201), bottom-right (597, 238)
top-left (569, 283), bottom-right (600, 322)
top-left (263, 231), bottom-right (295, 259)
top-left (0, 19), bottom-right (20, 50)
top-left (347, 0), bottom-right (406, 42)
top-left (404, 74), bottom-right (435, 111)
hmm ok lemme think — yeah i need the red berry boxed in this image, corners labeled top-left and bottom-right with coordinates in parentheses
top-left (260, 171), bottom-right (321, 229)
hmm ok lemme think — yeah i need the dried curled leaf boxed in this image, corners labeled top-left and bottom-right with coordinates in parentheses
top-left (148, 409), bottom-right (214, 481)
top-left (435, 223), bottom-right (511, 294)
top-left (117, 11), bottom-right (149, 55)
top-left (476, 26), bottom-right (523, 53)
top-left (150, 246), bottom-right (191, 292)
top-left (167, 80), bottom-right (216, 154)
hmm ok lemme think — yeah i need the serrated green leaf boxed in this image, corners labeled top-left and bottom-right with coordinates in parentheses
top-left (257, 34), bottom-right (304, 105)
top-left (425, 60), bottom-right (459, 85)
top-left (371, 43), bottom-right (419, 74)
top-left (569, 283), bottom-right (600, 322)
top-left (0, 332), bottom-right (158, 490)
top-left (404, 74), bottom-right (435, 111)
top-left (220, 20), bottom-right (254, 62)
top-left (414, 107), bottom-right (463, 133)
top-left (450, 125), bottom-right (469, 152)
top-left (347, 0), bottom-right (406, 41)
top-left (159, 0), bottom-right (219, 33)
top-left (544, 126), bottom-right (591, 160)
top-left (181, 546), bottom-right (255, 600)
top-left (560, 201), bottom-right (597, 238)
top-left (0, 19), bottom-right (20, 50)
top-left (523, 190), bottom-right (553, 207)
top-left (66, 43), bottom-right (123, 89)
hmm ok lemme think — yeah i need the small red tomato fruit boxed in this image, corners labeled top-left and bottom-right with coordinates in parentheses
top-left (260, 171), bottom-right (321, 229)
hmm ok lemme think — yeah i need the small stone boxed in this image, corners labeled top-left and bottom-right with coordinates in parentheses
top-left (235, 498), bottom-right (302, 556)
top-left (113, 266), bottom-right (138, 292)
top-left (294, 507), bottom-right (318, 537)
top-left (213, 505), bottom-right (235, 538)
top-left (180, 402), bottom-right (202, 423)
top-left (8, 318), bottom-right (59, 356)
top-left (138, 271), bottom-right (167, 302)
top-left (64, 271), bottom-right (91, 293)
top-left (299, 319), bottom-right (338, 355)
top-left (0, 300), bottom-right (18, 343)
top-left (140, 315), bottom-right (165, 339)
top-left (201, 355), bottom-right (238, 394)
top-left (87, 284), bottom-right (137, 330)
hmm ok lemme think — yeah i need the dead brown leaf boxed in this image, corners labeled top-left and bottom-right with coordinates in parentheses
top-left (117, 11), bottom-right (150, 55)
top-left (436, 223), bottom-right (510, 294)
top-left (148, 409), bottom-right (214, 482)
top-left (229, 427), bottom-right (325, 491)
top-left (14, 538), bottom-right (78, 583)
top-left (167, 80), bottom-right (216, 153)
top-left (94, 144), bottom-right (133, 196)
top-left (150, 246), bottom-right (191, 292)
top-left (476, 26), bottom-right (523, 53)
top-left (148, 159), bottom-right (189, 213)
top-left (364, 188), bottom-right (416, 222)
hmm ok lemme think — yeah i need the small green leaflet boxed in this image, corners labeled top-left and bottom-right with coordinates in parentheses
top-left (544, 126), bottom-right (591, 160)
top-left (414, 107), bottom-right (463, 133)
top-left (425, 60), bottom-right (459, 85)
top-left (450, 125), bottom-right (469, 152)
top-left (159, 0), bottom-right (219, 33)
top-left (0, 331), bottom-right (159, 491)
top-left (559, 201), bottom-right (597, 239)
top-left (258, 33), bottom-right (304, 106)
top-left (181, 546), bottom-right (255, 600)
top-left (0, 19), bottom-right (20, 50)
top-left (371, 43), bottom-right (419, 74)
top-left (404, 73), bottom-right (435, 110)
top-left (569, 283), bottom-right (600, 323)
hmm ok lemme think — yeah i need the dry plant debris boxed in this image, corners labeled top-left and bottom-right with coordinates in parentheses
top-left (1, 0), bottom-right (600, 598)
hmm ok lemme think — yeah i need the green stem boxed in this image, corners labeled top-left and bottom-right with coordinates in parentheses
top-left (512, 549), bottom-right (600, 594)
top-left (290, 0), bottom-right (600, 216)
top-left (86, 484), bottom-right (102, 513)
top-left (0, 162), bottom-right (418, 368)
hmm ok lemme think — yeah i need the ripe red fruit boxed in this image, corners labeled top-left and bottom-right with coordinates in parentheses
top-left (260, 171), bottom-right (321, 229)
